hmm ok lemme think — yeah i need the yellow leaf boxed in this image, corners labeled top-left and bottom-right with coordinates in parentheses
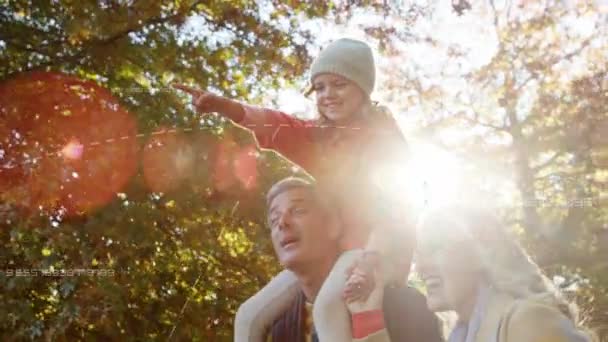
top-left (41, 248), bottom-right (52, 256)
top-left (134, 73), bottom-right (151, 88)
top-left (161, 72), bottom-right (175, 84)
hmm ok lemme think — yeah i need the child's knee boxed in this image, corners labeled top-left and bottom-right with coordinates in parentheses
top-left (313, 284), bottom-right (347, 323)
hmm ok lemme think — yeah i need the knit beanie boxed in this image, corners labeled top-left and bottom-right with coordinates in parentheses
top-left (309, 38), bottom-right (376, 96)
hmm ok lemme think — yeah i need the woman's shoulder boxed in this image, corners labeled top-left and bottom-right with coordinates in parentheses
top-left (498, 296), bottom-right (589, 342)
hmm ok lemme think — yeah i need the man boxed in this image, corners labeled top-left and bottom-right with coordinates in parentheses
top-left (256, 177), bottom-right (443, 341)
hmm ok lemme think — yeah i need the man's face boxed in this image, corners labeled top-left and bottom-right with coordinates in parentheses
top-left (267, 188), bottom-right (339, 270)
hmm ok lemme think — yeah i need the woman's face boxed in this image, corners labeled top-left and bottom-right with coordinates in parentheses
top-left (416, 227), bottom-right (483, 313)
top-left (313, 73), bottom-right (367, 124)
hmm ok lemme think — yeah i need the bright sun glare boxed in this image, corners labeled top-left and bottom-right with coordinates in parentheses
top-left (371, 141), bottom-right (465, 211)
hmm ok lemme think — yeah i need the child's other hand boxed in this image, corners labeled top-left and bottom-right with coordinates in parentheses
top-left (343, 255), bottom-right (384, 313)
top-left (344, 267), bottom-right (375, 302)
top-left (172, 84), bottom-right (222, 114)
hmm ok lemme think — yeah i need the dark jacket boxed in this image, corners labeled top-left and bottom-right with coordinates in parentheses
top-left (269, 285), bottom-right (444, 342)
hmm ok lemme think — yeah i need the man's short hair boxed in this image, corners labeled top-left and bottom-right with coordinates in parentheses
top-left (266, 177), bottom-right (317, 208)
top-left (265, 177), bottom-right (331, 227)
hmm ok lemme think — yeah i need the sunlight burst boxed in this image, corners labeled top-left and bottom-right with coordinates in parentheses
top-left (371, 142), bottom-right (465, 211)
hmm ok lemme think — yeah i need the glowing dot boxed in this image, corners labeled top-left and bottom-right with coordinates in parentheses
top-left (61, 140), bottom-right (84, 160)
top-left (72, 172), bottom-right (79, 179)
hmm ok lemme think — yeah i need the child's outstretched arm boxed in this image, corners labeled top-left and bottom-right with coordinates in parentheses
top-left (172, 84), bottom-right (246, 122)
top-left (173, 84), bottom-right (314, 170)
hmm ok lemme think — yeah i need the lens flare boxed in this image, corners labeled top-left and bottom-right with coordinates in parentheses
top-left (403, 143), bottom-right (464, 209)
top-left (0, 71), bottom-right (138, 216)
top-left (209, 139), bottom-right (259, 194)
top-left (212, 140), bottom-right (238, 193)
top-left (370, 142), bottom-right (465, 210)
top-left (233, 145), bottom-right (258, 190)
top-left (142, 130), bottom-right (194, 193)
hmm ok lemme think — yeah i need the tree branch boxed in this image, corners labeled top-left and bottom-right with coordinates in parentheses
top-left (489, 0), bottom-right (499, 29)
top-left (532, 151), bottom-right (563, 172)
top-left (14, 1), bottom-right (207, 73)
top-left (86, 1), bottom-right (207, 47)
top-left (450, 107), bottom-right (509, 132)
top-left (3, 37), bottom-right (55, 57)
top-left (515, 34), bottom-right (596, 92)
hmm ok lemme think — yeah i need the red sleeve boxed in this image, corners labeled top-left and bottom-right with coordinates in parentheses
top-left (236, 104), bottom-right (316, 171)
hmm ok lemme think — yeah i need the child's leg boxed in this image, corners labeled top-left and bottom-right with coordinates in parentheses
top-left (313, 249), bottom-right (364, 342)
top-left (234, 270), bottom-right (299, 342)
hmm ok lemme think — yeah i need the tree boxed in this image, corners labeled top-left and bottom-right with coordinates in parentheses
top-left (0, 1), bottom-right (329, 340)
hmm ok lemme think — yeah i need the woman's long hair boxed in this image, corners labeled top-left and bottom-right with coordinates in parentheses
top-left (417, 205), bottom-right (580, 323)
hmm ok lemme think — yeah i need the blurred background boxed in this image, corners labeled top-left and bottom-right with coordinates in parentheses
top-left (0, 0), bottom-right (607, 340)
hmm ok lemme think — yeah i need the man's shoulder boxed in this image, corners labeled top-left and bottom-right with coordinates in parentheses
top-left (382, 285), bottom-right (444, 342)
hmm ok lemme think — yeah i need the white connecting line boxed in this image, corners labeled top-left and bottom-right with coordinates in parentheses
top-left (5, 122), bottom-right (374, 164)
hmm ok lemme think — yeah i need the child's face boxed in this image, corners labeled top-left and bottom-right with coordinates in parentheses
top-left (313, 73), bottom-right (367, 124)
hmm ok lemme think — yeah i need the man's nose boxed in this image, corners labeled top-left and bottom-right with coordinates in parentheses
top-left (277, 213), bottom-right (291, 230)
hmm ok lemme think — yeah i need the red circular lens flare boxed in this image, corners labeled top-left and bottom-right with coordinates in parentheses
top-left (142, 130), bottom-right (194, 193)
top-left (233, 145), bottom-right (258, 190)
top-left (209, 140), bottom-right (259, 194)
top-left (0, 71), bottom-right (138, 215)
top-left (212, 140), bottom-right (238, 193)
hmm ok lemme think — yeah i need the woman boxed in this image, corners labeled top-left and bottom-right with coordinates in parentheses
top-left (174, 38), bottom-right (413, 341)
top-left (415, 205), bottom-right (592, 342)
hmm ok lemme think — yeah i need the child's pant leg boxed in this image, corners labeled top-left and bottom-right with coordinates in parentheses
top-left (234, 270), bottom-right (299, 342)
top-left (313, 249), bottom-right (364, 342)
